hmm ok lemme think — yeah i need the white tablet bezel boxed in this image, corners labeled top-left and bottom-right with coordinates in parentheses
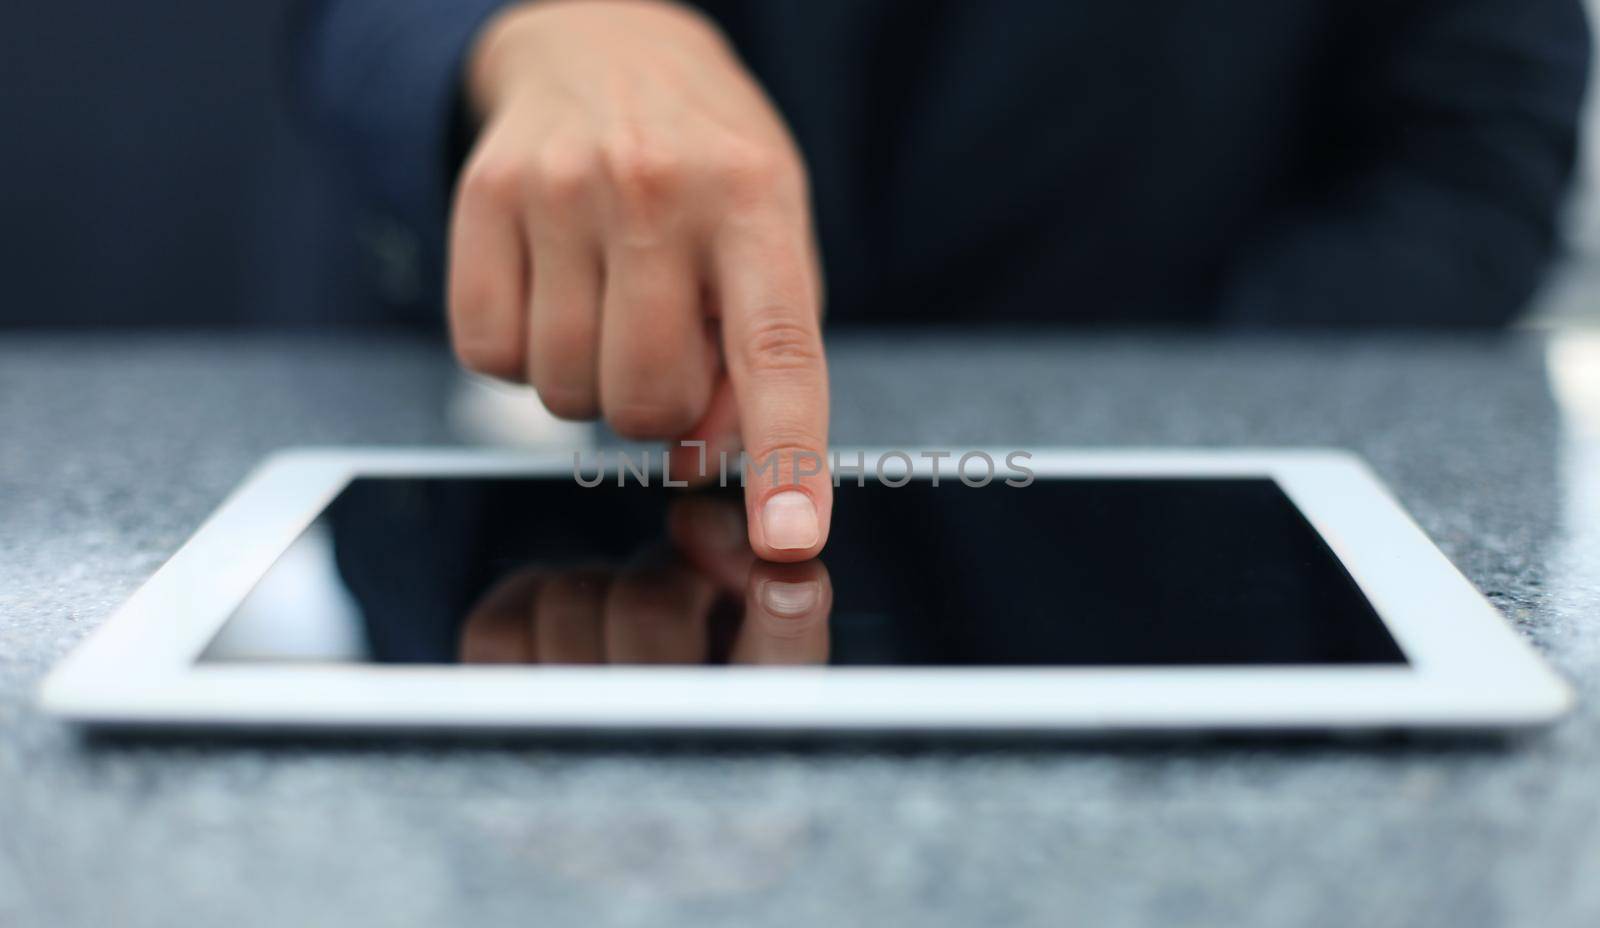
top-left (38, 448), bottom-right (1574, 734)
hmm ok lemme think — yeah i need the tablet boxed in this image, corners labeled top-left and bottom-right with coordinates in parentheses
top-left (39, 448), bottom-right (1572, 735)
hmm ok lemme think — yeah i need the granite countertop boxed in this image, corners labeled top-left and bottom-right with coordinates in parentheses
top-left (2, 329), bottom-right (1598, 928)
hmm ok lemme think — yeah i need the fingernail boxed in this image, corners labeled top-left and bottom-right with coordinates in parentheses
top-left (760, 491), bottom-right (819, 550)
top-left (761, 579), bottom-right (820, 617)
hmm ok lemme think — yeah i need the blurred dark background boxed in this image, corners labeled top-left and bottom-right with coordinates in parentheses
top-left (0, 1), bottom-right (400, 328)
top-left (2, 2), bottom-right (1597, 331)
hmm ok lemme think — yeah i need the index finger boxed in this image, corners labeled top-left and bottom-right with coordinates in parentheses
top-left (712, 218), bottom-right (831, 562)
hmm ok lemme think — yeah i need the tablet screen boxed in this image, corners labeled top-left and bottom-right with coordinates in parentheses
top-left (200, 476), bottom-right (1405, 666)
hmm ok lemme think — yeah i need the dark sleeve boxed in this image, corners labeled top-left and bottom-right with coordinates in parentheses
top-left (1218, 0), bottom-right (1590, 326)
top-left (288, 0), bottom-right (509, 239)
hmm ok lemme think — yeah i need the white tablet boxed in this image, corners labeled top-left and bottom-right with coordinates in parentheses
top-left (39, 448), bottom-right (1572, 736)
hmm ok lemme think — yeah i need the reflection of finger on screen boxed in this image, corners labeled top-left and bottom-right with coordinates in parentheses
top-left (458, 569), bottom-right (541, 663)
top-left (604, 566), bottom-right (717, 664)
top-left (669, 495), bottom-right (757, 593)
top-left (534, 569), bottom-right (610, 664)
top-left (732, 560), bottom-right (831, 665)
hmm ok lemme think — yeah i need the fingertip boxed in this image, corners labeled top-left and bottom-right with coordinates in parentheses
top-left (736, 559), bottom-right (832, 664)
top-left (749, 485), bottom-right (831, 562)
top-left (747, 558), bottom-right (832, 612)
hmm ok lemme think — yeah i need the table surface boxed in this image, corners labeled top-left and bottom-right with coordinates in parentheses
top-left (3, 330), bottom-right (1599, 928)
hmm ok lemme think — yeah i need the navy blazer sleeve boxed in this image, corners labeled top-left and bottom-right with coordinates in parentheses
top-left (1217, 0), bottom-right (1590, 325)
top-left (288, 0), bottom-right (507, 240)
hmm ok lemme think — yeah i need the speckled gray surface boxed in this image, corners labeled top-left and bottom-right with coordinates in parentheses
top-left (3, 330), bottom-right (1599, 928)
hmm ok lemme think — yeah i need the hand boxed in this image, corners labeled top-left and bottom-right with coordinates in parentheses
top-left (451, 0), bottom-right (831, 561)
top-left (458, 497), bottom-right (832, 665)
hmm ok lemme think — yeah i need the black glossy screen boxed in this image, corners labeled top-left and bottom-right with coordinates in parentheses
top-left (200, 476), bottom-right (1405, 666)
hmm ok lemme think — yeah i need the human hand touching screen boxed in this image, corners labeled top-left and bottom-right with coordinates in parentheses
top-left (458, 497), bottom-right (832, 665)
top-left (450, 1), bottom-right (830, 562)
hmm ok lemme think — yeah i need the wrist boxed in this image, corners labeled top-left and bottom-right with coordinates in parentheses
top-left (464, 3), bottom-right (540, 122)
top-left (464, 0), bottom-right (728, 123)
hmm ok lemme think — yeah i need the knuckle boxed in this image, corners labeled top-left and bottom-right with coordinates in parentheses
top-left (533, 138), bottom-right (599, 207)
top-left (744, 428), bottom-right (827, 468)
top-left (711, 139), bottom-right (803, 205)
top-left (739, 311), bottom-right (822, 375)
top-left (460, 153), bottom-right (527, 205)
top-left (603, 140), bottom-right (682, 207)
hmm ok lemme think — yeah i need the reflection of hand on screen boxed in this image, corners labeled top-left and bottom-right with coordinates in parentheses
top-left (457, 497), bottom-right (830, 666)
